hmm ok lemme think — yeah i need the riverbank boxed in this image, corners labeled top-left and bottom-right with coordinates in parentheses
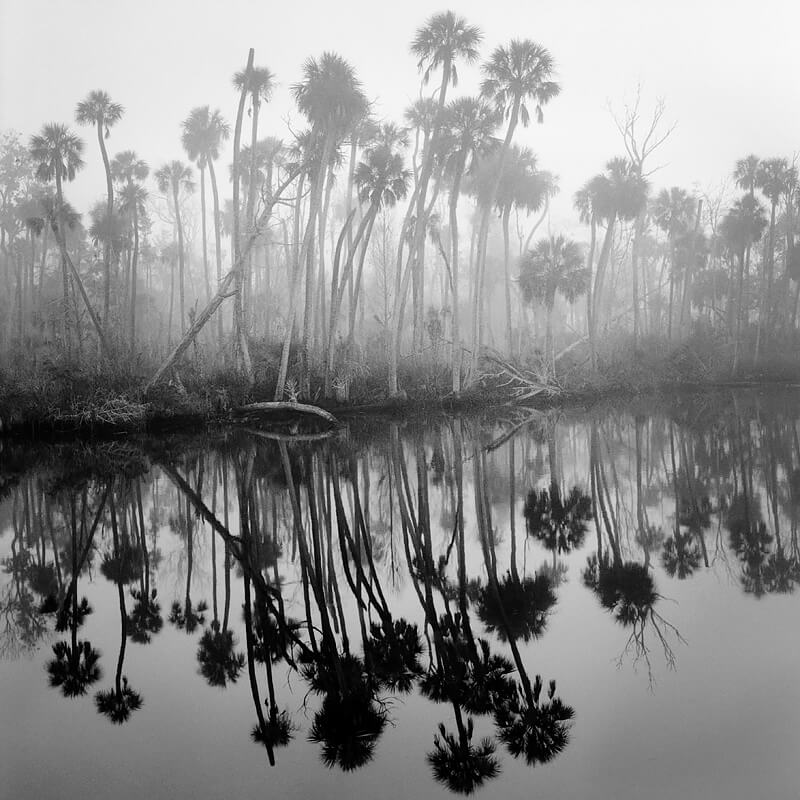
top-left (3, 333), bottom-right (800, 439)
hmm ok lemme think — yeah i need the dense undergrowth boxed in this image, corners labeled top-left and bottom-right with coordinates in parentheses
top-left (3, 328), bottom-right (800, 437)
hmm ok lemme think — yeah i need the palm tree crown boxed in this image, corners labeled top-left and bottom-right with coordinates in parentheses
top-left (355, 145), bottom-right (411, 208)
top-left (155, 160), bottom-right (194, 196)
top-left (75, 90), bottom-right (124, 136)
top-left (29, 123), bottom-right (85, 183)
top-left (111, 150), bottom-right (149, 185)
top-left (519, 235), bottom-right (588, 308)
top-left (480, 40), bottom-right (560, 126)
top-left (410, 11), bottom-right (483, 89)
top-left (181, 106), bottom-right (230, 166)
top-left (292, 52), bottom-right (368, 138)
top-left (232, 65), bottom-right (275, 103)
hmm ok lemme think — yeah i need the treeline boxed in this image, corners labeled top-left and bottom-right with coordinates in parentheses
top-left (1, 11), bottom-right (799, 404)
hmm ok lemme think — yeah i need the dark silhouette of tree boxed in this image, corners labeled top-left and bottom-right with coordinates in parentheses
top-left (427, 718), bottom-right (500, 795)
top-left (494, 675), bottom-right (574, 766)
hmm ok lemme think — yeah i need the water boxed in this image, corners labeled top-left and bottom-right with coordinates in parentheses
top-left (1, 389), bottom-right (798, 800)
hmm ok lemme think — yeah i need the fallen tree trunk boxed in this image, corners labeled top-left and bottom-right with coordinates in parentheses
top-left (144, 165), bottom-right (301, 394)
top-left (233, 401), bottom-right (338, 426)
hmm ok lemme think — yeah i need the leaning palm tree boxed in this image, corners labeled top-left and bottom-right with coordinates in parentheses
top-left (519, 235), bottom-right (588, 372)
top-left (155, 160), bottom-right (194, 339)
top-left (470, 39), bottom-right (560, 372)
top-left (75, 90), bottom-right (124, 327)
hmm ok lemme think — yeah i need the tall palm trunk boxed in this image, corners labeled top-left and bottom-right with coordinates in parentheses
top-left (199, 162), bottom-right (210, 303)
top-left (449, 151), bottom-right (467, 392)
top-left (207, 157), bottom-right (224, 345)
top-left (172, 183), bottom-right (186, 335)
top-left (245, 92), bottom-right (262, 339)
top-left (129, 200), bottom-right (139, 354)
top-left (53, 166), bottom-right (112, 360)
top-left (232, 51), bottom-right (254, 382)
top-left (471, 98), bottom-right (520, 376)
top-left (502, 205), bottom-right (513, 355)
top-left (96, 117), bottom-right (114, 329)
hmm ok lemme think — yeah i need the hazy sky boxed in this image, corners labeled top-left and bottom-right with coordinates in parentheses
top-left (2, 0), bottom-right (800, 232)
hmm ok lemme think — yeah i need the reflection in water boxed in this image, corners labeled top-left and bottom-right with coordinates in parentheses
top-left (2, 391), bottom-right (800, 794)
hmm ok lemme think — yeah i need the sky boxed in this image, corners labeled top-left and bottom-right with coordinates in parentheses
top-left (2, 0), bottom-right (800, 234)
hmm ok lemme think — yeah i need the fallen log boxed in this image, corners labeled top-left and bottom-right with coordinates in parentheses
top-left (232, 401), bottom-right (339, 426)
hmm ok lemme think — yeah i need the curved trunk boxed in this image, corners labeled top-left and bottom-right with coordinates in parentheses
top-left (346, 210), bottom-right (377, 353)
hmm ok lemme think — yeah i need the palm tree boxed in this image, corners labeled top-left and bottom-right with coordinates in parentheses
top-left (443, 97), bottom-right (499, 391)
top-left (652, 187), bottom-right (695, 338)
top-left (117, 181), bottom-right (148, 352)
top-left (181, 107), bottom-right (229, 327)
top-left (720, 196), bottom-right (768, 371)
top-left (325, 142), bottom-right (411, 394)
top-left (427, 718), bottom-right (500, 795)
top-left (29, 124), bottom-right (112, 359)
top-left (155, 160), bottom-right (194, 339)
top-left (75, 90), bottom-right (125, 326)
top-left (756, 158), bottom-right (797, 338)
top-left (519, 235), bottom-right (588, 371)
top-left (95, 495), bottom-right (143, 724)
top-left (470, 39), bottom-right (560, 372)
top-left (75, 90), bottom-right (124, 327)
top-left (406, 12), bottom-right (483, 347)
top-left (289, 52), bottom-right (368, 395)
top-left (28, 123), bottom-right (83, 352)
top-left (232, 66), bottom-right (275, 338)
top-left (524, 484), bottom-right (592, 568)
top-left (388, 12), bottom-right (483, 395)
top-left (111, 153), bottom-right (149, 350)
top-left (494, 675), bottom-right (574, 766)
top-left (495, 146), bottom-right (556, 354)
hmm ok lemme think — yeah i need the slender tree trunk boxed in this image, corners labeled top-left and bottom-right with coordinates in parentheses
top-left (232, 49), bottom-right (255, 382)
top-left (129, 201), bottom-right (139, 355)
top-left (199, 163), bottom-right (210, 303)
top-left (97, 118), bottom-right (113, 330)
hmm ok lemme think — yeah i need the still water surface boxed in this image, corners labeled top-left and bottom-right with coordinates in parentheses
top-left (1, 390), bottom-right (798, 799)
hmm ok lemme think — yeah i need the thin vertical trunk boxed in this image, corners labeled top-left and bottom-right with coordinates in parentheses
top-left (97, 118), bottom-right (113, 330)
top-left (232, 49), bottom-right (255, 382)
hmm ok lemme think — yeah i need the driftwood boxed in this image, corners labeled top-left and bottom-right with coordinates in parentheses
top-left (232, 401), bottom-right (339, 426)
